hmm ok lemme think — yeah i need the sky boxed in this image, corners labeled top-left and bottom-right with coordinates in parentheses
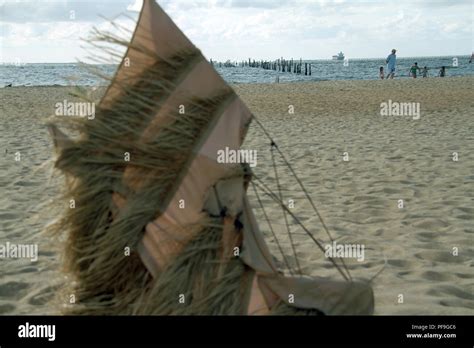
top-left (0, 0), bottom-right (472, 63)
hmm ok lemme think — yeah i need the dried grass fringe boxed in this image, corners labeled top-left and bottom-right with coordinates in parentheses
top-left (48, 21), bottom-right (319, 316)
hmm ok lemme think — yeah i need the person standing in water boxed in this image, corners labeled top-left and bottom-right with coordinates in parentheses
top-left (438, 66), bottom-right (446, 77)
top-left (379, 66), bottom-right (385, 79)
top-left (409, 62), bottom-right (421, 78)
top-left (422, 66), bottom-right (428, 78)
top-left (385, 49), bottom-right (397, 79)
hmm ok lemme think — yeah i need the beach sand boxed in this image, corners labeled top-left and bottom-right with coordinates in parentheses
top-left (0, 76), bottom-right (473, 315)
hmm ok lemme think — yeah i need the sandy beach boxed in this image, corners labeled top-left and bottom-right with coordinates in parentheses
top-left (0, 76), bottom-right (473, 315)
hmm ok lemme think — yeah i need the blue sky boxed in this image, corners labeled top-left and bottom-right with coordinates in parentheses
top-left (0, 0), bottom-right (472, 63)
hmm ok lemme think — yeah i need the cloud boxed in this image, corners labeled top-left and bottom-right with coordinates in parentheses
top-left (0, 0), bottom-right (133, 23)
top-left (0, 0), bottom-right (472, 63)
top-left (127, 0), bottom-right (143, 12)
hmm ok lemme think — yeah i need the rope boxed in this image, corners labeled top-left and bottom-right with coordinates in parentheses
top-left (270, 143), bottom-right (302, 275)
top-left (252, 177), bottom-right (349, 281)
top-left (251, 115), bottom-right (352, 281)
top-left (251, 182), bottom-right (294, 275)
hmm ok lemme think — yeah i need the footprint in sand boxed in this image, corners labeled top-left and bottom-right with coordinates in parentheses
top-left (414, 251), bottom-right (469, 263)
top-left (13, 180), bottom-right (38, 187)
top-left (353, 195), bottom-right (382, 202)
top-left (0, 303), bottom-right (16, 314)
top-left (415, 231), bottom-right (440, 241)
top-left (397, 271), bottom-right (412, 277)
top-left (439, 299), bottom-right (474, 310)
top-left (382, 187), bottom-right (401, 194)
top-left (387, 259), bottom-right (412, 268)
top-left (0, 212), bottom-right (20, 220)
top-left (0, 281), bottom-right (30, 300)
top-left (428, 285), bottom-right (474, 301)
top-left (421, 271), bottom-right (452, 282)
top-left (412, 219), bottom-right (449, 229)
top-left (374, 228), bottom-right (384, 236)
top-left (455, 214), bottom-right (473, 221)
top-left (454, 207), bottom-right (474, 214)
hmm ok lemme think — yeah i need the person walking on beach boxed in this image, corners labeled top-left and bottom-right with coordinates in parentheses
top-left (409, 62), bottom-right (421, 78)
top-left (385, 49), bottom-right (397, 79)
top-left (379, 66), bottom-right (385, 79)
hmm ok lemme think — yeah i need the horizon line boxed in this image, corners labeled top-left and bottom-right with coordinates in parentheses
top-left (1, 54), bottom-right (472, 65)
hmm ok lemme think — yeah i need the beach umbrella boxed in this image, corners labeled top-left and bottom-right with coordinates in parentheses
top-left (48, 0), bottom-right (374, 315)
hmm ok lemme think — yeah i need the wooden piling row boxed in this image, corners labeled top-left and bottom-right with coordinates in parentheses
top-left (210, 57), bottom-right (313, 76)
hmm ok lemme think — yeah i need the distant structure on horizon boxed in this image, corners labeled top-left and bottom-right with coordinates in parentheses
top-left (332, 52), bottom-right (345, 60)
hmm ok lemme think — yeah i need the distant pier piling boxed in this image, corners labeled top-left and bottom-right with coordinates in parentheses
top-left (211, 57), bottom-right (313, 77)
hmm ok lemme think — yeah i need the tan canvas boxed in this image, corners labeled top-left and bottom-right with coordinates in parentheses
top-left (48, 0), bottom-right (374, 316)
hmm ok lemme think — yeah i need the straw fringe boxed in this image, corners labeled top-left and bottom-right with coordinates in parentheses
top-left (47, 19), bottom-right (322, 316)
top-left (48, 27), bottom-right (237, 313)
top-left (134, 222), bottom-right (247, 315)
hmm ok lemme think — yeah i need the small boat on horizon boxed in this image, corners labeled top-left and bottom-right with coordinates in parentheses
top-left (332, 52), bottom-right (345, 60)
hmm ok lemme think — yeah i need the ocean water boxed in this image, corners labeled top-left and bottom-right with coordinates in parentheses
top-left (0, 56), bottom-right (472, 87)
